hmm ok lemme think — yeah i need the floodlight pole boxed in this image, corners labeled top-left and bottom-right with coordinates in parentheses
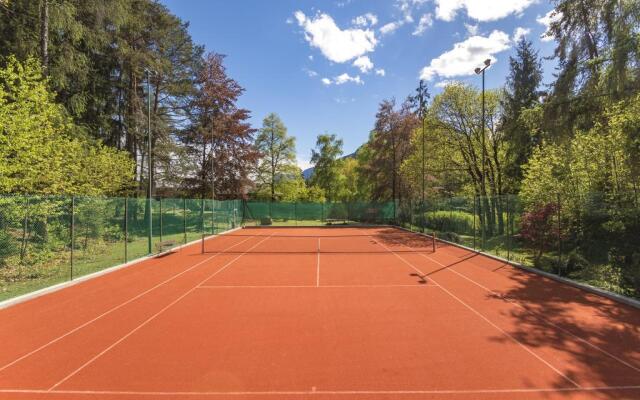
top-left (413, 80), bottom-right (429, 232)
top-left (475, 59), bottom-right (491, 250)
top-left (146, 69), bottom-right (153, 254)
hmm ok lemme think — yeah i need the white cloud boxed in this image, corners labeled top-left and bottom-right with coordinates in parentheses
top-left (435, 0), bottom-right (537, 22)
top-left (335, 73), bottom-right (363, 85)
top-left (304, 68), bottom-right (318, 77)
top-left (413, 13), bottom-right (433, 36)
top-left (353, 55), bottom-right (374, 73)
top-left (375, 68), bottom-right (386, 76)
top-left (420, 30), bottom-right (511, 80)
top-left (294, 11), bottom-right (377, 63)
top-left (396, 0), bottom-right (427, 23)
top-left (435, 79), bottom-right (461, 88)
top-left (322, 73), bottom-right (364, 85)
top-left (380, 21), bottom-right (403, 35)
top-left (513, 26), bottom-right (530, 41)
top-left (352, 13), bottom-right (378, 27)
top-left (536, 9), bottom-right (562, 42)
top-left (464, 23), bottom-right (479, 36)
top-left (308, 55), bottom-right (314, 61)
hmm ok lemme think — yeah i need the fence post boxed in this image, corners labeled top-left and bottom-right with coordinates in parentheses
top-left (124, 197), bottom-right (128, 263)
top-left (506, 195), bottom-right (510, 261)
top-left (159, 197), bottom-right (163, 245)
top-left (557, 192), bottom-right (562, 272)
top-left (70, 196), bottom-right (75, 280)
top-left (201, 198), bottom-right (205, 254)
top-left (183, 198), bottom-right (187, 245)
top-left (211, 200), bottom-right (215, 235)
top-left (473, 195), bottom-right (477, 250)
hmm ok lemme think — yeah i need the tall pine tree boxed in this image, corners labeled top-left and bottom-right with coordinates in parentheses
top-left (501, 37), bottom-right (542, 189)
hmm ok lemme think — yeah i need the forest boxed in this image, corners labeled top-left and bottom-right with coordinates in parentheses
top-left (0, 0), bottom-right (639, 299)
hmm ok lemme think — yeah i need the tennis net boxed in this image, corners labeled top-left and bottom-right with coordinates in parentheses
top-left (201, 229), bottom-right (437, 255)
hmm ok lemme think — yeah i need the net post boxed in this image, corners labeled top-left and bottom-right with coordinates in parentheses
top-left (70, 195), bottom-right (75, 280)
top-left (124, 196), bottom-right (128, 263)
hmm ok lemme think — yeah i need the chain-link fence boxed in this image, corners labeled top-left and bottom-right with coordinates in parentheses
top-left (241, 201), bottom-right (396, 226)
top-left (2, 194), bottom-right (638, 302)
top-left (0, 195), bottom-right (240, 301)
top-left (397, 192), bottom-right (640, 298)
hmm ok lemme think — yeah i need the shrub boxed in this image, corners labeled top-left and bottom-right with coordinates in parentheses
top-left (260, 217), bottom-right (272, 226)
top-left (426, 210), bottom-right (475, 236)
top-left (439, 231), bottom-right (461, 243)
top-left (520, 202), bottom-right (562, 263)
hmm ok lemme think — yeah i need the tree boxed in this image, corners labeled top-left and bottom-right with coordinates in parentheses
top-left (543, 0), bottom-right (640, 136)
top-left (310, 134), bottom-right (343, 201)
top-left (430, 83), bottom-right (507, 235)
top-left (0, 0), bottom-right (206, 196)
top-left (361, 99), bottom-right (418, 204)
top-left (180, 53), bottom-right (257, 199)
top-left (501, 37), bottom-right (543, 187)
top-left (0, 57), bottom-right (134, 195)
top-left (254, 113), bottom-right (297, 200)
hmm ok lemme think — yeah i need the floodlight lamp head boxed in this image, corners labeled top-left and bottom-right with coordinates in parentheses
top-left (474, 67), bottom-right (482, 75)
top-left (484, 59), bottom-right (491, 67)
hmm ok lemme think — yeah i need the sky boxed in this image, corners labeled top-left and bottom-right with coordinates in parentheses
top-left (160, 0), bottom-right (561, 171)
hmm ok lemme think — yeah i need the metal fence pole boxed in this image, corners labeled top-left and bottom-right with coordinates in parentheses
top-left (159, 197), bottom-right (163, 244)
top-left (506, 195), bottom-right (510, 261)
top-left (201, 198), bottom-right (205, 254)
top-left (70, 196), bottom-right (75, 280)
top-left (557, 193), bottom-right (562, 272)
top-left (212, 200), bottom-right (215, 235)
top-left (124, 197), bottom-right (128, 263)
top-left (183, 198), bottom-right (187, 245)
top-left (473, 195), bottom-right (477, 250)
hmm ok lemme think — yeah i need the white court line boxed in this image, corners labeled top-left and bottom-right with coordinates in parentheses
top-left (0, 234), bottom-right (255, 374)
top-left (48, 234), bottom-right (273, 391)
top-left (317, 238), bottom-right (320, 287)
top-left (2, 385), bottom-right (640, 396)
top-left (370, 236), bottom-right (581, 389)
top-left (417, 250), bottom-right (640, 375)
top-left (196, 284), bottom-right (438, 289)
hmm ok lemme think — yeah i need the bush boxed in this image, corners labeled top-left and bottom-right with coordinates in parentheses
top-left (439, 231), bottom-right (461, 243)
top-left (260, 217), bottom-right (272, 226)
top-left (558, 250), bottom-right (590, 277)
top-left (0, 230), bottom-right (15, 267)
top-left (426, 211), bottom-right (474, 236)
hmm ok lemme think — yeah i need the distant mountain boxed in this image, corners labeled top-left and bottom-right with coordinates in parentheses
top-left (302, 152), bottom-right (356, 180)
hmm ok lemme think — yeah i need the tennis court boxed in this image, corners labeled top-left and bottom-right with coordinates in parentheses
top-left (0, 226), bottom-right (639, 400)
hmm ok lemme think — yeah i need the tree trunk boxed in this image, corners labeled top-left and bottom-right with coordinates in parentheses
top-left (40, 0), bottom-right (48, 74)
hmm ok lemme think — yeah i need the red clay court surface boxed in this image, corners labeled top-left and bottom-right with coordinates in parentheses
top-left (0, 227), bottom-right (639, 400)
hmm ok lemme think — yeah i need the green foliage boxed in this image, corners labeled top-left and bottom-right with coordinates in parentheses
top-left (310, 133), bottom-right (343, 201)
top-left (254, 113), bottom-right (297, 200)
top-left (426, 210), bottom-right (475, 236)
top-left (0, 57), bottom-right (134, 195)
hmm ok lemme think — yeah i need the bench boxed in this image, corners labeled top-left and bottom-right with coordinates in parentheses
top-left (155, 240), bottom-right (176, 254)
top-left (325, 218), bottom-right (347, 225)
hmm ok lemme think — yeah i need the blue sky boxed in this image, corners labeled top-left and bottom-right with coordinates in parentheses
top-left (160, 0), bottom-right (560, 170)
